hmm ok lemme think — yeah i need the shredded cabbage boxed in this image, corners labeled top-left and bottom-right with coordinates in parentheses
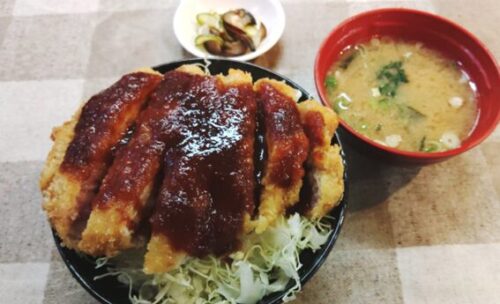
top-left (96, 214), bottom-right (332, 304)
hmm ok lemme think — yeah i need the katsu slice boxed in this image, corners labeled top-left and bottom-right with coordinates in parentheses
top-left (78, 66), bottom-right (206, 257)
top-left (295, 100), bottom-right (344, 219)
top-left (252, 79), bottom-right (309, 233)
top-left (145, 68), bottom-right (256, 274)
top-left (145, 151), bottom-right (209, 274)
top-left (41, 69), bottom-right (163, 248)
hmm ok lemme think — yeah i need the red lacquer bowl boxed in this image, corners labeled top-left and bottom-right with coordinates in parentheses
top-left (315, 8), bottom-right (500, 164)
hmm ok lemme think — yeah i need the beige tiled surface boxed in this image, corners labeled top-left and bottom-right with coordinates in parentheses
top-left (397, 244), bottom-right (500, 304)
top-left (0, 161), bottom-right (52, 263)
top-left (0, 262), bottom-right (50, 304)
top-left (0, 0), bottom-right (15, 17)
top-left (0, 17), bottom-right (12, 44)
top-left (388, 150), bottom-right (500, 247)
top-left (0, 14), bottom-right (98, 80)
top-left (97, 0), bottom-right (176, 12)
top-left (85, 9), bottom-right (183, 78)
top-left (0, 80), bottom-right (84, 162)
top-left (42, 250), bottom-right (96, 304)
top-left (13, 0), bottom-right (99, 16)
top-left (0, 0), bottom-right (498, 303)
top-left (297, 248), bottom-right (404, 303)
top-left (481, 142), bottom-right (500, 194)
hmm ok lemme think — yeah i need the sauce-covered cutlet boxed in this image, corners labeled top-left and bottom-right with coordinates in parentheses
top-left (293, 100), bottom-right (344, 219)
top-left (252, 79), bottom-right (309, 233)
top-left (78, 69), bottom-right (208, 256)
top-left (145, 67), bottom-right (256, 273)
top-left (41, 69), bottom-right (162, 248)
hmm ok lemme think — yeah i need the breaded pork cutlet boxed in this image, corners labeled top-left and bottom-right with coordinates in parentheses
top-left (295, 100), bottom-right (344, 219)
top-left (141, 65), bottom-right (210, 274)
top-left (40, 69), bottom-right (162, 248)
top-left (144, 67), bottom-right (256, 274)
top-left (252, 79), bottom-right (309, 233)
top-left (78, 66), bottom-right (209, 257)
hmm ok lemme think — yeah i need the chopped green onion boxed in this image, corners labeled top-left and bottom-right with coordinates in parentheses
top-left (419, 137), bottom-right (442, 152)
top-left (324, 75), bottom-right (337, 93)
top-left (333, 95), bottom-right (350, 113)
top-left (423, 142), bottom-right (441, 152)
top-left (377, 61), bottom-right (408, 97)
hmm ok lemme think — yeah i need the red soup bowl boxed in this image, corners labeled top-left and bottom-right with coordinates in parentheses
top-left (315, 8), bottom-right (500, 164)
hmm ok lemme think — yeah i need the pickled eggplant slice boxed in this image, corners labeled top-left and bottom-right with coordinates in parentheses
top-left (222, 9), bottom-right (256, 29)
top-left (224, 22), bottom-right (256, 51)
top-left (209, 26), bottom-right (234, 42)
top-left (194, 8), bottom-right (266, 56)
top-left (222, 40), bottom-right (248, 56)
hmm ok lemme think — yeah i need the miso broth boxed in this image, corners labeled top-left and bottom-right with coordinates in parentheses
top-left (325, 37), bottom-right (477, 152)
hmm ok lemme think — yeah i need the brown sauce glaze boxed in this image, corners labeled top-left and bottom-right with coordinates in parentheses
top-left (150, 72), bottom-right (256, 257)
top-left (91, 123), bottom-right (166, 214)
top-left (92, 71), bottom-right (198, 214)
top-left (61, 72), bottom-right (162, 181)
top-left (110, 124), bottom-right (135, 158)
top-left (302, 111), bottom-right (326, 147)
top-left (256, 83), bottom-right (309, 189)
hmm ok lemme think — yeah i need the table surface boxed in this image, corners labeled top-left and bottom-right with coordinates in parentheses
top-left (0, 0), bottom-right (499, 303)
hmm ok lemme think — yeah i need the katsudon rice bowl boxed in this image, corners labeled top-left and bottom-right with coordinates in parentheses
top-left (42, 59), bottom-right (347, 304)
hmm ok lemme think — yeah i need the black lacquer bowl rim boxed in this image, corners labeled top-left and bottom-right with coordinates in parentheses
top-left (53, 58), bottom-right (349, 304)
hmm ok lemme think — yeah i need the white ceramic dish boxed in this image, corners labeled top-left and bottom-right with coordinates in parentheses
top-left (173, 0), bottom-right (285, 61)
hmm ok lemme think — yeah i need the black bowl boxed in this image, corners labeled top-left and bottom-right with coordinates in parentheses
top-left (53, 58), bottom-right (349, 304)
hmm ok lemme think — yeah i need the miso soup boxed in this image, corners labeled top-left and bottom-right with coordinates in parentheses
top-left (324, 37), bottom-right (477, 152)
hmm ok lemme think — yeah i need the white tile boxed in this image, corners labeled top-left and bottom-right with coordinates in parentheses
top-left (99, 0), bottom-right (176, 12)
top-left (0, 0), bottom-right (15, 17)
top-left (0, 79), bottom-right (84, 162)
top-left (0, 262), bottom-right (50, 304)
top-left (397, 244), bottom-right (500, 304)
top-left (13, 0), bottom-right (99, 16)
